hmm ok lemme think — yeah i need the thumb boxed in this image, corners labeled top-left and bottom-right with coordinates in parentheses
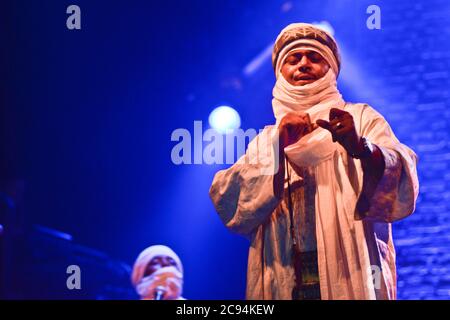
top-left (316, 119), bottom-right (331, 131)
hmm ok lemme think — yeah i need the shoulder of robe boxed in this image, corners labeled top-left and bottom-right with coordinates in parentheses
top-left (343, 102), bottom-right (389, 131)
top-left (344, 102), bottom-right (385, 119)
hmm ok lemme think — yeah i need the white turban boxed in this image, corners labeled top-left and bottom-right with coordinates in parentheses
top-left (272, 23), bottom-right (341, 77)
top-left (131, 245), bottom-right (184, 300)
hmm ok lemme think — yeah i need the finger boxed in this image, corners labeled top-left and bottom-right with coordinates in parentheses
top-left (287, 124), bottom-right (300, 134)
top-left (335, 126), bottom-right (353, 135)
top-left (329, 113), bottom-right (351, 125)
top-left (282, 114), bottom-right (306, 125)
top-left (334, 117), bottom-right (354, 135)
top-left (304, 113), bottom-right (312, 124)
top-left (329, 118), bottom-right (343, 127)
top-left (279, 113), bottom-right (297, 126)
top-left (300, 115), bottom-right (309, 127)
top-left (315, 119), bottom-right (332, 131)
top-left (330, 112), bottom-right (350, 123)
top-left (303, 114), bottom-right (314, 133)
top-left (287, 123), bottom-right (305, 136)
top-left (331, 118), bottom-right (351, 131)
top-left (329, 108), bottom-right (348, 121)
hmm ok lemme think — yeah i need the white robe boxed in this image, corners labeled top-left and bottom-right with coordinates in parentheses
top-left (209, 103), bottom-right (419, 300)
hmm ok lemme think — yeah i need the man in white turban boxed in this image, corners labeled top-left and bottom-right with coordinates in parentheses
top-left (209, 23), bottom-right (419, 300)
top-left (131, 245), bottom-right (185, 300)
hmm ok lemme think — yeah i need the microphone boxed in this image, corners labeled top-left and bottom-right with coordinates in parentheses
top-left (154, 286), bottom-right (166, 300)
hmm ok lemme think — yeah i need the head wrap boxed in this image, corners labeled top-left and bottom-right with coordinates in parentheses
top-left (131, 245), bottom-right (184, 299)
top-left (272, 23), bottom-right (341, 77)
top-left (271, 23), bottom-right (346, 167)
top-left (271, 23), bottom-right (345, 122)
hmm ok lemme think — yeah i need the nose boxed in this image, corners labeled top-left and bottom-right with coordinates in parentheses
top-left (298, 55), bottom-right (311, 72)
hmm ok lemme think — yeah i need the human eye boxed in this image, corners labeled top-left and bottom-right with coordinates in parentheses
top-left (309, 53), bottom-right (322, 63)
top-left (286, 55), bottom-right (298, 65)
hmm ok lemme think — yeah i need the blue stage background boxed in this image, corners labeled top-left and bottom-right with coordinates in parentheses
top-left (1, 0), bottom-right (449, 299)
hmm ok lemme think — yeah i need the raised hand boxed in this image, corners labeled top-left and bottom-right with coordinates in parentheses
top-left (316, 108), bottom-right (362, 155)
top-left (278, 112), bottom-right (318, 148)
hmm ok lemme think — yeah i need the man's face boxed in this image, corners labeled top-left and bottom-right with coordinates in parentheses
top-left (280, 49), bottom-right (330, 86)
top-left (143, 255), bottom-right (180, 277)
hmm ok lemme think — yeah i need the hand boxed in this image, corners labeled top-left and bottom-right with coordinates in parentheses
top-left (316, 108), bottom-right (363, 155)
top-left (278, 112), bottom-right (318, 148)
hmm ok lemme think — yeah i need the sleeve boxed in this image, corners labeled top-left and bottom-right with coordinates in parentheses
top-left (354, 105), bottom-right (419, 223)
top-left (209, 126), bottom-right (282, 236)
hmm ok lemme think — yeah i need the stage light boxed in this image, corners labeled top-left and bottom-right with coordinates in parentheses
top-left (208, 106), bottom-right (241, 134)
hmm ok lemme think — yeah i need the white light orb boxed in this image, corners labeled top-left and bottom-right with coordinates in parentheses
top-left (208, 106), bottom-right (241, 134)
